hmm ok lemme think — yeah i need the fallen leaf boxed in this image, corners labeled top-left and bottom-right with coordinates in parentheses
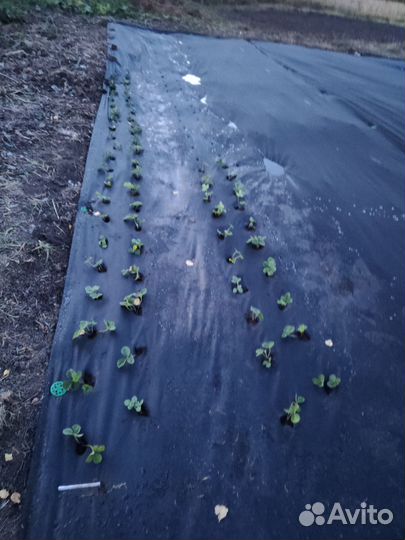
top-left (10, 492), bottom-right (21, 504)
top-left (214, 504), bottom-right (229, 522)
top-left (2, 369), bottom-right (10, 379)
top-left (4, 453), bottom-right (13, 462)
top-left (325, 339), bottom-right (334, 348)
top-left (0, 489), bottom-right (9, 500)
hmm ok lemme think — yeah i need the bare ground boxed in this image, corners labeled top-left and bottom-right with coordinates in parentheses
top-left (0, 3), bottom-right (403, 539)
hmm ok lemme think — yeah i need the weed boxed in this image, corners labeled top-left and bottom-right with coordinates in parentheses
top-left (121, 264), bottom-right (142, 281)
top-left (123, 182), bottom-right (140, 196)
top-left (256, 341), bottom-right (275, 368)
top-left (246, 216), bottom-right (256, 231)
top-left (277, 292), bottom-right (293, 310)
top-left (73, 321), bottom-right (97, 340)
top-left (247, 306), bottom-right (264, 324)
top-left (120, 288), bottom-right (147, 314)
top-left (98, 236), bottom-right (108, 249)
top-left (312, 374), bottom-right (325, 388)
top-left (85, 285), bottom-right (103, 301)
top-left (212, 201), bottom-right (226, 218)
top-left (227, 249), bottom-right (244, 264)
top-left (123, 213), bottom-right (143, 231)
top-left (124, 395), bottom-right (144, 414)
top-left (129, 238), bottom-right (144, 255)
top-left (263, 257), bottom-right (276, 277)
top-left (217, 225), bottom-right (233, 240)
top-left (283, 395), bottom-right (305, 426)
top-left (85, 257), bottom-right (106, 273)
top-left (247, 235), bottom-right (266, 249)
top-left (117, 346), bottom-right (135, 368)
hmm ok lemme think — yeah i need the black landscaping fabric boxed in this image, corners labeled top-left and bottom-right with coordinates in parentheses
top-left (25, 23), bottom-right (405, 540)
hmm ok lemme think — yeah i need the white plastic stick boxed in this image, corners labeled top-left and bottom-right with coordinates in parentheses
top-left (58, 482), bottom-right (101, 492)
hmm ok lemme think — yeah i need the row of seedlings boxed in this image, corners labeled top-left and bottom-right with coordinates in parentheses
top-left (51, 75), bottom-right (124, 464)
top-left (120, 71), bottom-right (148, 417)
top-left (202, 156), bottom-right (341, 426)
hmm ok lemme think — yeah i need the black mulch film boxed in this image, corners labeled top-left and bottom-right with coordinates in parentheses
top-left (24, 23), bottom-right (405, 540)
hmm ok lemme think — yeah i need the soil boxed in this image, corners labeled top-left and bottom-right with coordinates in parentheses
top-left (0, 12), bottom-right (105, 539)
top-left (0, 3), bottom-right (403, 539)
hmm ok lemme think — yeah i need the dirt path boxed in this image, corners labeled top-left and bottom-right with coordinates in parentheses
top-left (0, 13), bottom-right (105, 538)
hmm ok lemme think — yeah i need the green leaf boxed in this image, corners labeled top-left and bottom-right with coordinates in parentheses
top-left (312, 374), bottom-right (325, 388)
top-left (92, 453), bottom-right (103, 464)
top-left (277, 292), bottom-right (293, 308)
top-left (82, 384), bottom-right (93, 394)
top-left (121, 346), bottom-right (131, 356)
top-left (85, 285), bottom-right (103, 300)
top-left (98, 236), bottom-right (108, 249)
top-left (291, 413), bottom-right (301, 424)
top-left (103, 320), bottom-right (116, 332)
top-left (117, 357), bottom-right (126, 369)
top-left (282, 325), bottom-right (296, 339)
top-left (62, 428), bottom-right (73, 436)
top-left (72, 424), bottom-right (82, 434)
top-left (327, 374), bottom-right (341, 389)
top-left (296, 396), bottom-right (305, 404)
top-left (263, 257), bottom-right (277, 277)
top-left (297, 324), bottom-right (308, 334)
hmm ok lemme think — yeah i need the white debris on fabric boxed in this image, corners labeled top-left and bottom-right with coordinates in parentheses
top-left (200, 95), bottom-right (207, 105)
top-left (185, 260), bottom-right (194, 267)
top-left (182, 74), bottom-right (201, 86)
top-left (325, 339), bottom-right (334, 347)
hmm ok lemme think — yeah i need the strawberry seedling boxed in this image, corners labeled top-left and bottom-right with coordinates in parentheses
top-left (129, 238), bottom-right (144, 255)
top-left (117, 346), bottom-right (135, 368)
top-left (124, 213), bottom-right (143, 231)
top-left (247, 235), bottom-right (266, 249)
top-left (256, 341), bottom-right (275, 368)
top-left (247, 306), bottom-right (264, 324)
top-left (85, 257), bottom-right (106, 273)
top-left (120, 288), bottom-right (147, 314)
top-left (123, 182), bottom-right (140, 196)
top-left (227, 249), bottom-right (244, 264)
top-left (121, 264), bottom-right (143, 281)
top-left (217, 225), bottom-right (233, 240)
top-left (277, 292), bottom-right (293, 310)
top-left (124, 395), bottom-right (145, 414)
top-left (263, 257), bottom-right (276, 277)
top-left (85, 285), bottom-right (103, 301)
top-left (282, 395), bottom-right (305, 426)
top-left (73, 321), bottom-right (97, 340)
top-left (212, 201), bottom-right (226, 218)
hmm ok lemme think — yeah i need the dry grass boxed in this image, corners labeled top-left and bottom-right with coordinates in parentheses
top-left (261, 0), bottom-right (405, 25)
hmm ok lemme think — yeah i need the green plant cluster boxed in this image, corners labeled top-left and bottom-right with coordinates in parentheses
top-left (61, 71), bottom-right (150, 466)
